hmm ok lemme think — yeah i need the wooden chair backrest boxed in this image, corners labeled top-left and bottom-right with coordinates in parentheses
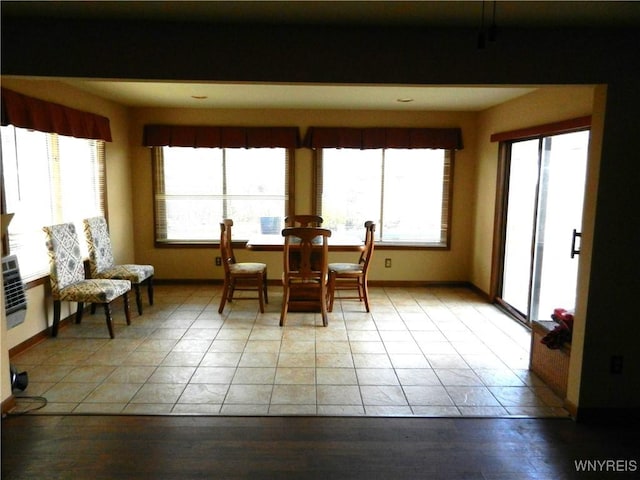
top-left (359, 221), bottom-right (376, 270)
top-left (282, 227), bottom-right (331, 283)
top-left (219, 219), bottom-right (236, 274)
top-left (284, 215), bottom-right (323, 227)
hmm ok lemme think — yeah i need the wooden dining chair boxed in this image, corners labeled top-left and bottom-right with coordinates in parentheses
top-left (328, 221), bottom-right (376, 312)
top-left (43, 222), bottom-right (132, 339)
top-left (284, 215), bottom-right (323, 227)
top-left (83, 216), bottom-right (155, 315)
top-left (218, 219), bottom-right (268, 313)
top-left (280, 227), bottom-right (332, 327)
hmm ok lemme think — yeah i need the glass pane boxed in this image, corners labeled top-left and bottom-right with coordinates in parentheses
top-left (502, 139), bottom-right (539, 315)
top-left (225, 148), bottom-right (286, 239)
top-left (58, 136), bottom-right (102, 219)
top-left (58, 135), bottom-right (103, 257)
top-left (2, 127), bottom-right (53, 279)
top-left (533, 130), bottom-right (589, 320)
top-left (158, 147), bottom-right (222, 241)
top-left (158, 147), bottom-right (286, 241)
top-left (163, 147), bottom-right (222, 195)
top-left (321, 149), bottom-right (382, 236)
top-left (383, 149), bottom-right (444, 243)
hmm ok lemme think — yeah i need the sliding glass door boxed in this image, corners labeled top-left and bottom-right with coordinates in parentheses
top-left (498, 129), bottom-right (589, 324)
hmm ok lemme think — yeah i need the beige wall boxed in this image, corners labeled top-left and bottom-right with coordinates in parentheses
top-left (471, 86), bottom-right (596, 293)
top-left (129, 107), bottom-right (478, 282)
top-left (0, 78), bottom-right (134, 354)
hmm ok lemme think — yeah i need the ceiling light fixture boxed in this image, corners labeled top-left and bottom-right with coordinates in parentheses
top-left (396, 98), bottom-right (414, 103)
top-left (191, 95), bottom-right (208, 100)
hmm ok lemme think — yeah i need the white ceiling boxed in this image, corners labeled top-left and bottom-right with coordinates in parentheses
top-left (58, 80), bottom-right (538, 111)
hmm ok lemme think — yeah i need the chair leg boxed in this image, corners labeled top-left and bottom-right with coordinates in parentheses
top-left (52, 300), bottom-right (62, 337)
top-left (327, 272), bottom-right (336, 312)
top-left (228, 281), bottom-right (236, 303)
top-left (123, 292), bottom-right (131, 325)
top-left (134, 284), bottom-right (143, 315)
top-left (320, 284), bottom-right (329, 327)
top-left (279, 284), bottom-right (290, 327)
top-left (103, 303), bottom-right (115, 339)
top-left (147, 275), bottom-right (154, 306)
top-left (218, 278), bottom-right (230, 313)
top-left (90, 303), bottom-right (97, 315)
top-left (257, 274), bottom-right (265, 314)
top-left (362, 277), bottom-right (371, 313)
top-left (263, 270), bottom-right (269, 304)
top-left (75, 302), bottom-right (85, 324)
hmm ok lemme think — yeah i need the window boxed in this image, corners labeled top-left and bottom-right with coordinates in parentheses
top-left (1, 125), bottom-right (105, 281)
top-left (153, 146), bottom-right (289, 243)
top-left (317, 148), bottom-right (452, 247)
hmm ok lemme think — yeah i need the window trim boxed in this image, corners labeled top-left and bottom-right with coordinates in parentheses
top-left (314, 147), bottom-right (454, 250)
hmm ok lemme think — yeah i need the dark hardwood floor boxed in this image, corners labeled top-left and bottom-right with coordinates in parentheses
top-left (2, 415), bottom-right (639, 479)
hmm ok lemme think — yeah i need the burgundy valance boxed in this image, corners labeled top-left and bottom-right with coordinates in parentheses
top-left (1, 88), bottom-right (112, 142)
top-left (303, 127), bottom-right (463, 150)
top-left (143, 125), bottom-right (301, 148)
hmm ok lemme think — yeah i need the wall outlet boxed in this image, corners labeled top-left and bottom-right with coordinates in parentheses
top-left (215, 256), bottom-right (222, 267)
top-left (384, 258), bottom-right (392, 268)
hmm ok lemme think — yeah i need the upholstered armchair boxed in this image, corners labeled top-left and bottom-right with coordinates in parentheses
top-left (83, 216), bottom-right (154, 315)
top-left (43, 222), bottom-right (132, 339)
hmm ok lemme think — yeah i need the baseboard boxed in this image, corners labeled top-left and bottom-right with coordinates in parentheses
top-left (8, 313), bottom-right (75, 358)
top-left (154, 278), bottom-right (223, 285)
top-left (155, 278), bottom-right (479, 289)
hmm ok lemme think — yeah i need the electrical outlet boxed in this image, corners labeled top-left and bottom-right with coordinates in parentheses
top-left (215, 256), bottom-right (222, 267)
top-left (610, 355), bottom-right (624, 374)
top-left (384, 258), bottom-right (392, 268)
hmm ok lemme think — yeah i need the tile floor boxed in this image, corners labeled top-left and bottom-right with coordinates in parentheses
top-left (11, 284), bottom-right (569, 418)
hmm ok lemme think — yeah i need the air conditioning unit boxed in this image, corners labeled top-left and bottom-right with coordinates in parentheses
top-left (2, 254), bottom-right (27, 329)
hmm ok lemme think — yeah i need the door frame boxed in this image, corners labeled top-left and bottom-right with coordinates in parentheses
top-left (489, 116), bottom-right (592, 323)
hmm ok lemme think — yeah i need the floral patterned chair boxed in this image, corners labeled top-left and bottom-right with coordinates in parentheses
top-left (83, 216), bottom-right (155, 315)
top-left (43, 222), bottom-right (132, 339)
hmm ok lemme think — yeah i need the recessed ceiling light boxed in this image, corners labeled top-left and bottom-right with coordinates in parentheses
top-left (191, 95), bottom-right (208, 100)
top-left (396, 97), bottom-right (414, 103)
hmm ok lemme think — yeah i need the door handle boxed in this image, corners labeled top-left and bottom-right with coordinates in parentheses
top-left (571, 229), bottom-right (581, 258)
